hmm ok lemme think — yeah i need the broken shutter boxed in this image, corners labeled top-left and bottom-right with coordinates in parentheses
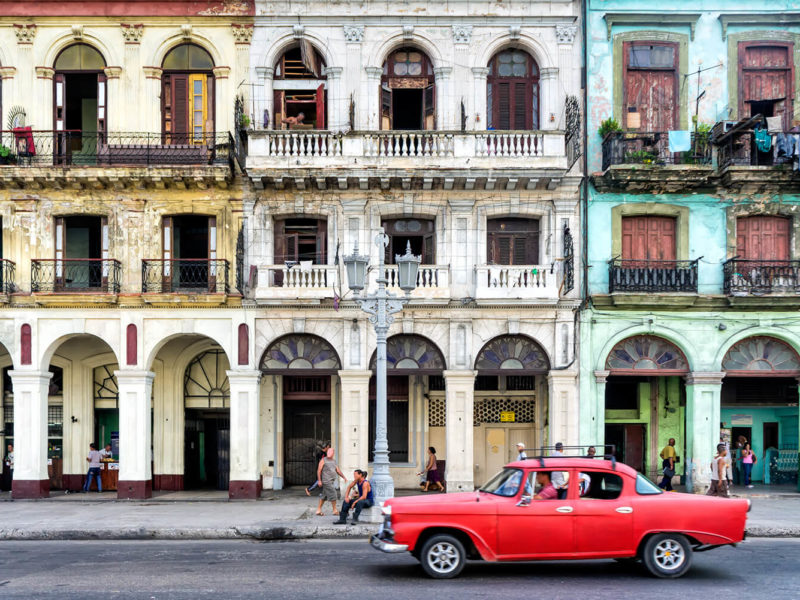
top-left (171, 74), bottom-right (189, 142)
top-left (623, 42), bottom-right (678, 131)
top-left (97, 73), bottom-right (107, 141)
top-left (740, 42), bottom-right (793, 129)
top-left (208, 216), bottom-right (217, 292)
top-left (424, 83), bottom-right (435, 130)
top-left (54, 217), bottom-right (65, 287)
top-left (736, 216), bottom-right (790, 261)
top-left (621, 216), bottom-right (677, 262)
top-left (162, 216), bottom-right (173, 291)
top-left (274, 90), bottom-right (284, 128)
top-left (381, 84), bottom-right (392, 130)
top-left (316, 84), bottom-right (326, 129)
top-left (316, 219), bottom-right (327, 263)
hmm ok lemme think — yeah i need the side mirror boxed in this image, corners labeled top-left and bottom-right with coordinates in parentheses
top-left (516, 495), bottom-right (532, 507)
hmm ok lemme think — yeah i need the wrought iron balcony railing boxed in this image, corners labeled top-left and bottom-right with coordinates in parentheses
top-left (0, 130), bottom-right (232, 168)
top-left (723, 258), bottom-right (800, 296)
top-left (601, 132), bottom-right (712, 170)
top-left (142, 259), bottom-right (229, 294)
top-left (0, 258), bottom-right (15, 295)
top-left (31, 259), bottom-right (121, 293)
top-left (608, 258), bottom-right (699, 293)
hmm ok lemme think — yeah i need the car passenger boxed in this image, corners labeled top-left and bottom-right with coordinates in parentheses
top-left (533, 472), bottom-right (558, 500)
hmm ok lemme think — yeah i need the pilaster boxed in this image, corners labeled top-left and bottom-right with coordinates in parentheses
top-left (365, 66), bottom-right (383, 130)
top-left (684, 372), bottom-right (725, 494)
top-left (115, 370), bottom-right (155, 499)
top-left (548, 371), bottom-right (579, 447)
top-left (444, 370), bottom-right (477, 491)
top-left (471, 67), bottom-right (489, 131)
top-left (9, 370), bottom-right (52, 499)
top-left (256, 66), bottom-right (274, 129)
top-left (337, 370), bottom-right (372, 478)
top-left (228, 370), bottom-right (262, 499)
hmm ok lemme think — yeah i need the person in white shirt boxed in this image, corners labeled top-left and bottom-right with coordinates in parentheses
top-left (516, 442), bottom-right (527, 461)
top-left (83, 443), bottom-right (103, 493)
top-left (551, 442), bottom-right (568, 498)
top-left (99, 444), bottom-right (113, 459)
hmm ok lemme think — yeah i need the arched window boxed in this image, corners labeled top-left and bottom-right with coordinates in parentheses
top-left (487, 49), bottom-right (540, 130)
top-left (53, 43), bottom-right (107, 135)
top-left (605, 335), bottom-right (689, 375)
top-left (161, 44), bottom-right (215, 144)
top-left (381, 48), bottom-right (435, 130)
top-left (273, 44), bottom-right (327, 129)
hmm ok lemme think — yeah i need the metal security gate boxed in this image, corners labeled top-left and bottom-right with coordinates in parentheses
top-left (283, 376), bottom-right (331, 487)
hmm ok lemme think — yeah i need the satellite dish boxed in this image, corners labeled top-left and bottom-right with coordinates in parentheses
top-left (7, 106), bottom-right (27, 130)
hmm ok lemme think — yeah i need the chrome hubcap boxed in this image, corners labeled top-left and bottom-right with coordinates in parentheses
top-left (427, 542), bottom-right (460, 574)
top-left (654, 539), bottom-right (685, 571)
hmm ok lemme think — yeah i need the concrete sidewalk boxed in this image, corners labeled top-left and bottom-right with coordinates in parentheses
top-left (0, 487), bottom-right (798, 541)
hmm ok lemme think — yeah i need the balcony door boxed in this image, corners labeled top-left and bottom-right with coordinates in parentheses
top-left (623, 42), bottom-right (678, 131)
top-left (381, 48), bottom-right (435, 130)
top-left (487, 218), bottom-right (539, 265)
top-left (273, 43), bottom-right (327, 129)
top-left (621, 216), bottom-right (676, 262)
top-left (736, 216), bottom-right (790, 261)
top-left (739, 42), bottom-right (793, 131)
top-left (161, 44), bottom-right (215, 144)
top-left (487, 49), bottom-right (540, 130)
top-left (162, 215), bottom-right (216, 291)
top-left (54, 216), bottom-right (107, 290)
top-left (382, 218), bottom-right (435, 265)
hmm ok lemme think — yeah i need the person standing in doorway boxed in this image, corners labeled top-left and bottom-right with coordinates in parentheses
top-left (516, 442), bottom-right (527, 461)
top-left (707, 444), bottom-right (729, 497)
top-left (315, 447), bottom-right (346, 516)
top-left (83, 443), bottom-right (103, 493)
top-left (742, 442), bottom-right (756, 489)
top-left (658, 438), bottom-right (677, 491)
top-left (418, 447), bottom-right (444, 493)
top-left (2, 443), bottom-right (13, 491)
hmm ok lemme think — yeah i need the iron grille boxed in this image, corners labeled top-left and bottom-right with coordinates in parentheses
top-left (565, 95), bottom-right (582, 170)
top-left (563, 224), bottom-right (574, 294)
top-left (723, 258), bottom-right (800, 296)
top-left (608, 258), bottom-right (699, 293)
top-left (142, 259), bottom-right (230, 294)
top-left (602, 131), bottom-right (712, 170)
top-left (31, 259), bottom-right (121, 293)
top-left (0, 259), bottom-right (15, 294)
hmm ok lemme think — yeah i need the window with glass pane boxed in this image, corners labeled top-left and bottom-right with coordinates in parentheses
top-left (629, 45), bottom-right (675, 69)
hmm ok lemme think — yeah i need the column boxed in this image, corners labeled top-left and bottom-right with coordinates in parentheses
top-left (471, 67), bottom-right (489, 130)
top-left (548, 371), bottom-right (579, 446)
top-left (684, 372), bottom-right (724, 494)
top-left (228, 370), bottom-right (262, 499)
top-left (0, 67), bottom-right (17, 123)
top-left (115, 370), bottom-right (154, 499)
top-left (212, 67), bottom-right (232, 133)
top-left (142, 67), bottom-right (163, 134)
top-left (10, 370), bottom-right (52, 499)
top-left (338, 370), bottom-right (372, 477)
top-left (255, 67), bottom-right (274, 129)
top-left (35, 67), bottom-right (55, 131)
top-left (433, 66), bottom-right (453, 130)
top-left (591, 370), bottom-right (610, 448)
top-left (103, 67), bottom-right (123, 133)
top-left (364, 66), bottom-right (383, 130)
top-left (444, 370), bottom-right (476, 492)
top-left (323, 66), bottom-right (343, 131)
top-left (539, 67), bottom-right (559, 131)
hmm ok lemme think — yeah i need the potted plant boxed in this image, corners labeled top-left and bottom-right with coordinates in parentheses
top-left (0, 144), bottom-right (15, 165)
top-left (598, 117), bottom-right (622, 139)
top-left (599, 118), bottom-right (625, 168)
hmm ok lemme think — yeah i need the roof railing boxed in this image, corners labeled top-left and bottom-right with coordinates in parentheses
top-left (519, 444), bottom-right (617, 469)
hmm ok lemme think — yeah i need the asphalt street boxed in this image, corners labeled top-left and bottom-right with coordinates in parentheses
top-left (0, 538), bottom-right (797, 599)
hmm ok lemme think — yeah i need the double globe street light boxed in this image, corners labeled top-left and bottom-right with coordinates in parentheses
top-left (343, 227), bottom-right (421, 506)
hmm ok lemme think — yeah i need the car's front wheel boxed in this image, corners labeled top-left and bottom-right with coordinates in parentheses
top-left (642, 533), bottom-right (692, 578)
top-left (419, 534), bottom-right (466, 579)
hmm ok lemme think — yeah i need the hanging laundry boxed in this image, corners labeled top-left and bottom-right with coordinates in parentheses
top-left (754, 125), bottom-right (772, 153)
top-left (668, 130), bottom-right (691, 153)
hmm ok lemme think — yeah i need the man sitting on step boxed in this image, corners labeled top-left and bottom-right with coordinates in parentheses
top-left (333, 469), bottom-right (374, 525)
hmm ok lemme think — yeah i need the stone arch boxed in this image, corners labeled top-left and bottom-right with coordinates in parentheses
top-left (144, 328), bottom-right (231, 372)
top-left (369, 334), bottom-right (446, 374)
top-left (40, 332), bottom-right (121, 373)
top-left (264, 34), bottom-right (331, 73)
top-left (475, 33), bottom-right (555, 74)
top-left (148, 33), bottom-right (223, 70)
top-left (595, 325), bottom-right (696, 373)
top-left (605, 334), bottom-right (690, 375)
top-left (260, 333), bottom-right (342, 374)
top-left (474, 334), bottom-right (550, 374)
top-left (714, 328), bottom-right (800, 370)
top-left (721, 335), bottom-right (800, 376)
top-left (367, 32), bottom-right (445, 72)
top-left (43, 32), bottom-right (118, 69)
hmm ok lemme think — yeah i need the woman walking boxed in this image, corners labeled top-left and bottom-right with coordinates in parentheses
top-left (706, 443), bottom-right (729, 498)
top-left (742, 442), bottom-right (756, 489)
top-left (417, 447), bottom-right (444, 493)
top-left (315, 447), bottom-right (346, 516)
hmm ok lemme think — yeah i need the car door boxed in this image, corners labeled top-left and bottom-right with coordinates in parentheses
top-left (572, 470), bottom-right (635, 556)
top-left (496, 469), bottom-right (576, 559)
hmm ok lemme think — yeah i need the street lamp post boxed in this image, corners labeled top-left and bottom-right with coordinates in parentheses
top-left (344, 227), bottom-right (420, 505)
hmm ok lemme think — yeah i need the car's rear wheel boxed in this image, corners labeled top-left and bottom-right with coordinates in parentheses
top-left (419, 534), bottom-right (466, 579)
top-left (642, 533), bottom-right (692, 578)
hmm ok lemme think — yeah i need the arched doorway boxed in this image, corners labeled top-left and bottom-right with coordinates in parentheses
top-left (474, 335), bottom-right (549, 477)
top-left (272, 43), bottom-right (327, 129)
top-left (487, 48), bottom-right (540, 130)
top-left (604, 335), bottom-right (689, 479)
top-left (183, 349), bottom-right (230, 490)
top-left (161, 44), bottom-right (215, 144)
top-left (261, 334), bottom-right (341, 487)
top-left (721, 336), bottom-right (800, 487)
top-left (369, 335), bottom-right (446, 469)
top-left (381, 48), bottom-right (435, 130)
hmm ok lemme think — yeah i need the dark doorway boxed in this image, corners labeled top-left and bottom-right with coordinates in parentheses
top-left (184, 410), bottom-right (229, 490)
top-left (605, 423), bottom-right (646, 473)
top-left (64, 216), bottom-right (102, 259)
top-left (64, 73), bottom-right (98, 131)
top-left (382, 218), bottom-right (436, 265)
top-left (764, 422), bottom-right (779, 450)
top-left (732, 426), bottom-right (753, 448)
top-left (283, 376), bottom-right (331, 486)
top-left (174, 216), bottom-right (210, 260)
top-left (392, 89), bottom-right (423, 130)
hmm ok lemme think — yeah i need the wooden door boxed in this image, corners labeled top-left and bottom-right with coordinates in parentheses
top-left (485, 427), bottom-right (508, 479)
top-left (736, 216), bottom-right (790, 260)
top-left (101, 216), bottom-right (109, 289)
top-left (487, 219), bottom-right (539, 265)
top-left (494, 81), bottom-right (531, 130)
top-left (623, 424), bottom-right (645, 473)
top-left (381, 84), bottom-right (392, 130)
top-left (315, 84), bottom-right (325, 129)
top-left (166, 74), bottom-right (189, 141)
top-left (621, 216), bottom-right (677, 262)
top-left (623, 42), bottom-right (678, 131)
top-left (189, 74), bottom-right (208, 144)
top-left (739, 42), bottom-right (793, 129)
top-left (424, 83), bottom-right (435, 130)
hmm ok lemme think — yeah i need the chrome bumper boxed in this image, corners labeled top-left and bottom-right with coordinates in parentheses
top-left (370, 534), bottom-right (408, 554)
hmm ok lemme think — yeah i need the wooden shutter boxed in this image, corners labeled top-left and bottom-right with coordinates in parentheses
top-left (54, 74), bottom-right (66, 131)
top-left (54, 217), bottom-right (65, 287)
top-left (740, 43), bottom-right (793, 129)
top-left (621, 216), bottom-right (677, 262)
top-left (381, 84), bottom-right (392, 130)
top-left (101, 216), bottom-right (109, 287)
top-left (274, 90), bottom-right (284, 128)
top-left (424, 83), bottom-right (435, 130)
top-left (736, 216), bottom-right (790, 260)
top-left (496, 82), bottom-right (510, 129)
top-left (171, 74), bottom-right (189, 141)
top-left (315, 219), bottom-right (327, 263)
top-left (208, 216), bottom-right (217, 292)
top-left (315, 84), bottom-right (326, 130)
top-left (623, 42), bottom-right (678, 131)
top-left (97, 73), bottom-right (107, 139)
top-left (189, 74), bottom-right (207, 144)
top-left (423, 233), bottom-right (435, 264)
top-left (513, 82), bottom-right (528, 130)
top-left (162, 216), bottom-right (173, 291)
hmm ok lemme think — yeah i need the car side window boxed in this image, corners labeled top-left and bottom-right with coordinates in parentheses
top-left (578, 471), bottom-right (623, 500)
top-left (524, 470), bottom-right (568, 500)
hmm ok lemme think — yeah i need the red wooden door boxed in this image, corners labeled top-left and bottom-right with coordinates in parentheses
top-left (736, 216), bottom-right (790, 260)
top-left (315, 84), bottom-right (325, 129)
top-left (623, 42), bottom-right (678, 131)
top-left (623, 424), bottom-right (645, 473)
top-left (621, 216), bottom-right (676, 262)
top-left (739, 43), bottom-right (793, 129)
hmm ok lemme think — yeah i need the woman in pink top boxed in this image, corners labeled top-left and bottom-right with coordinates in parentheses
top-left (741, 442), bottom-right (755, 488)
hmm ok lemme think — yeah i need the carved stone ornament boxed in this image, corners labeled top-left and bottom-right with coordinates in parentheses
top-left (452, 25), bottom-right (473, 44)
top-left (13, 24), bottom-right (37, 44)
top-left (71, 25), bottom-right (84, 40)
top-left (231, 23), bottom-right (254, 44)
top-left (402, 25), bottom-right (414, 40)
top-left (120, 23), bottom-right (144, 43)
top-left (555, 24), bottom-right (578, 45)
top-left (343, 25), bottom-right (364, 43)
top-left (181, 24), bottom-right (193, 39)
top-left (213, 66), bottom-right (231, 79)
top-left (509, 25), bottom-right (521, 40)
top-left (293, 24), bottom-right (305, 39)
top-left (103, 66), bottom-right (123, 79)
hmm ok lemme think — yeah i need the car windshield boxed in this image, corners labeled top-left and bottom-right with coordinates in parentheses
top-left (480, 468), bottom-right (524, 497)
top-left (636, 473), bottom-right (663, 495)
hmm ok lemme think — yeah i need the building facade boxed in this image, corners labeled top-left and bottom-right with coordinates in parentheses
top-left (583, 0), bottom-right (800, 491)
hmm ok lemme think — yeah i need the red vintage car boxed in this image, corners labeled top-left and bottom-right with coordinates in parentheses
top-left (371, 455), bottom-right (750, 579)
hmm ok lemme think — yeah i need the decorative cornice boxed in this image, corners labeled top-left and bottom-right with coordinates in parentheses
top-left (142, 66), bottom-right (163, 80)
top-left (120, 23), bottom-right (144, 44)
top-left (0, 66), bottom-right (17, 80)
top-left (433, 66), bottom-right (452, 79)
top-left (13, 24), bottom-right (37, 45)
top-left (213, 66), bottom-right (231, 79)
top-left (103, 66), bottom-right (122, 79)
top-left (603, 12), bottom-right (701, 41)
top-left (35, 66), bottom-right (55, 80)
top-left (555, 24), bottom-right (577, 45)
top-left (684, 371), bottom-right (726, 386)
top-left (343, 25), bottom-right (364, 43)
top-left (231, 23), bottom-right (254, 45)
top-left (180, 24), bottom-right (192, 39)
top-left (719, 13), bottom-right (800, 39)
top-left (452, 24), bottom-right (473, 45)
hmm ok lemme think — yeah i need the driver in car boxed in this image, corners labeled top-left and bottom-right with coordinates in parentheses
top-left (534, 471), bottom-right (558, 500)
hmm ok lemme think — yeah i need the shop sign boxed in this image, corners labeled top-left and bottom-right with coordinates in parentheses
top-left (731, 414), bottom-right (753, 426)
top-left (500, 411), bottom-right (516, 422)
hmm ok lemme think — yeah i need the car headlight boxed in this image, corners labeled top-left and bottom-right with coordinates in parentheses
top-left (381, 503), bottom-right (392, 516)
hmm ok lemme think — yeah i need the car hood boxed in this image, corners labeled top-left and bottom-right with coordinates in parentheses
top-left (386, 491), bottom-right (492, 511)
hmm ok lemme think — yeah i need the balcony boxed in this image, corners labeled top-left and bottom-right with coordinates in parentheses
top-left (141, 259), bottom-right (230, 296)
top-left (246, 129), bottom-right (570, 191)
top-left (31, 259), bottom-right (121, 294)
top-left (0, 130), bottom-right (233, 190)
top-left (0, 259), bottom-right (15, 298)
top-left (254, 263), bottom-right (339, 304)
top-left (374, 265), bottom-right (451, 303)
top-left (723, 259), bottom-right (800, 296)
top-left (608, 259), bottom-right (699, 294)
top-left (474, 265), bottom-right (559, 304)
